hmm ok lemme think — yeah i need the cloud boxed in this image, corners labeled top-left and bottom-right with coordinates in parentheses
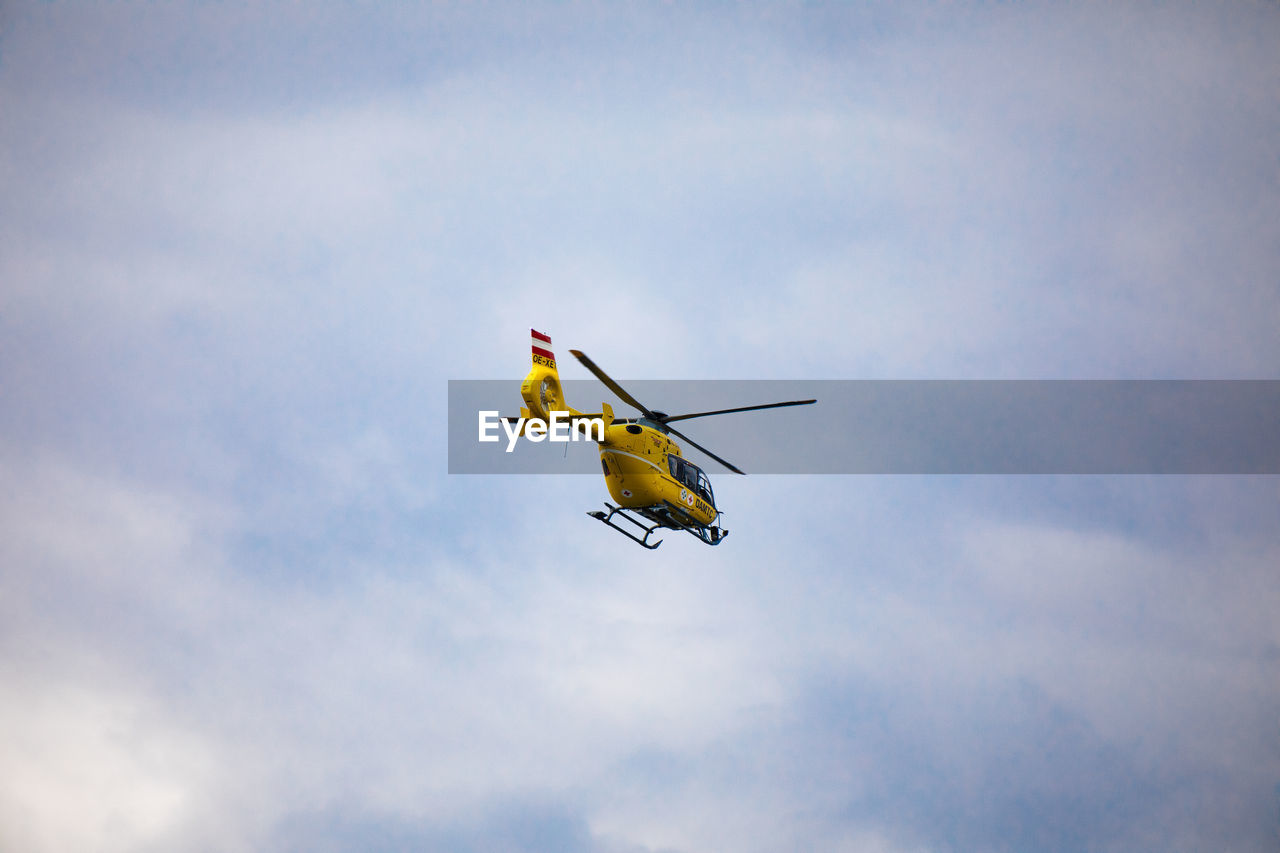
top-left (0, 673), bottom-right (218, 853)
top-left (2, 2), bottom-right (1279, 851)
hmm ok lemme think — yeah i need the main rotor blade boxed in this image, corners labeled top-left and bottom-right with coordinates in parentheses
top-left (663, 424), bottom-right (746, 475)
top-left (569, 350), bottom-right (657, 419)
top-left (660, 399), bottom-right (817, 424)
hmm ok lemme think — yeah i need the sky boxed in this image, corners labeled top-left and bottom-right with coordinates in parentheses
top-left (1, 2), bottom-right (1278, 851)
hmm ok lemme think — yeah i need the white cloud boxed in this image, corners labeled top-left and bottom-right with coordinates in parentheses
top-left (0, 673), bottom-right (217, 853)
top-left (2, 2), bottom-right (1278, 850)
top-left (959, 518), bottom-right (1280, 766)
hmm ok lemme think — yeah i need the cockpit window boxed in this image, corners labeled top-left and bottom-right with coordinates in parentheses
top-left (670, 455), bottom-right (714, 506)
top-left (696, 468), bottom-right (714, 506)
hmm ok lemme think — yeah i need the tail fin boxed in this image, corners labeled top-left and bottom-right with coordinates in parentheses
top-left (521, 329), bottom-right (570, 420)
top-left (530, 329), bottom-right (556, 371)
top-left (517, 329), bottom-right (612, 441)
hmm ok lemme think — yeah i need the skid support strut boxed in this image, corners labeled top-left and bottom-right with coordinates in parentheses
top-left (587, 503), bottom-right (665, 550)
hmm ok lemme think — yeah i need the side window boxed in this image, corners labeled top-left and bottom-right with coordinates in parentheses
top-left (683, 462), bottom-right (699, 489)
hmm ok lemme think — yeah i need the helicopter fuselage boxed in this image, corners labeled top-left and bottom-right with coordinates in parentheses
top-left (599, 421), bottom-right (718, 527)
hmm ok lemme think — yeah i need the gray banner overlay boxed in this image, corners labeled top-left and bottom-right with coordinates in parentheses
top-left (449, 380), bottom-right (1280, 474)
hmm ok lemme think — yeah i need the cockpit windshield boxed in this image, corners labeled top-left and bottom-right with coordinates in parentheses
top-left (668, 455), bottom-right (714, 507)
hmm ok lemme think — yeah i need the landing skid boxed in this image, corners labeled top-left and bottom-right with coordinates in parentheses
top-left (587, 502), bottom-right (729, 550)
top-left (588, 503), bottom-right (665, 549)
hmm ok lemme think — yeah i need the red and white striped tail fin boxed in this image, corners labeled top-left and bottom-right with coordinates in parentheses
top-left (531, 328), bottom-right (556, 369)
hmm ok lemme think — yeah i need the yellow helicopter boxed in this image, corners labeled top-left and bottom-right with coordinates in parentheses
top-left (510, 329), bottom-right (815, 549)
